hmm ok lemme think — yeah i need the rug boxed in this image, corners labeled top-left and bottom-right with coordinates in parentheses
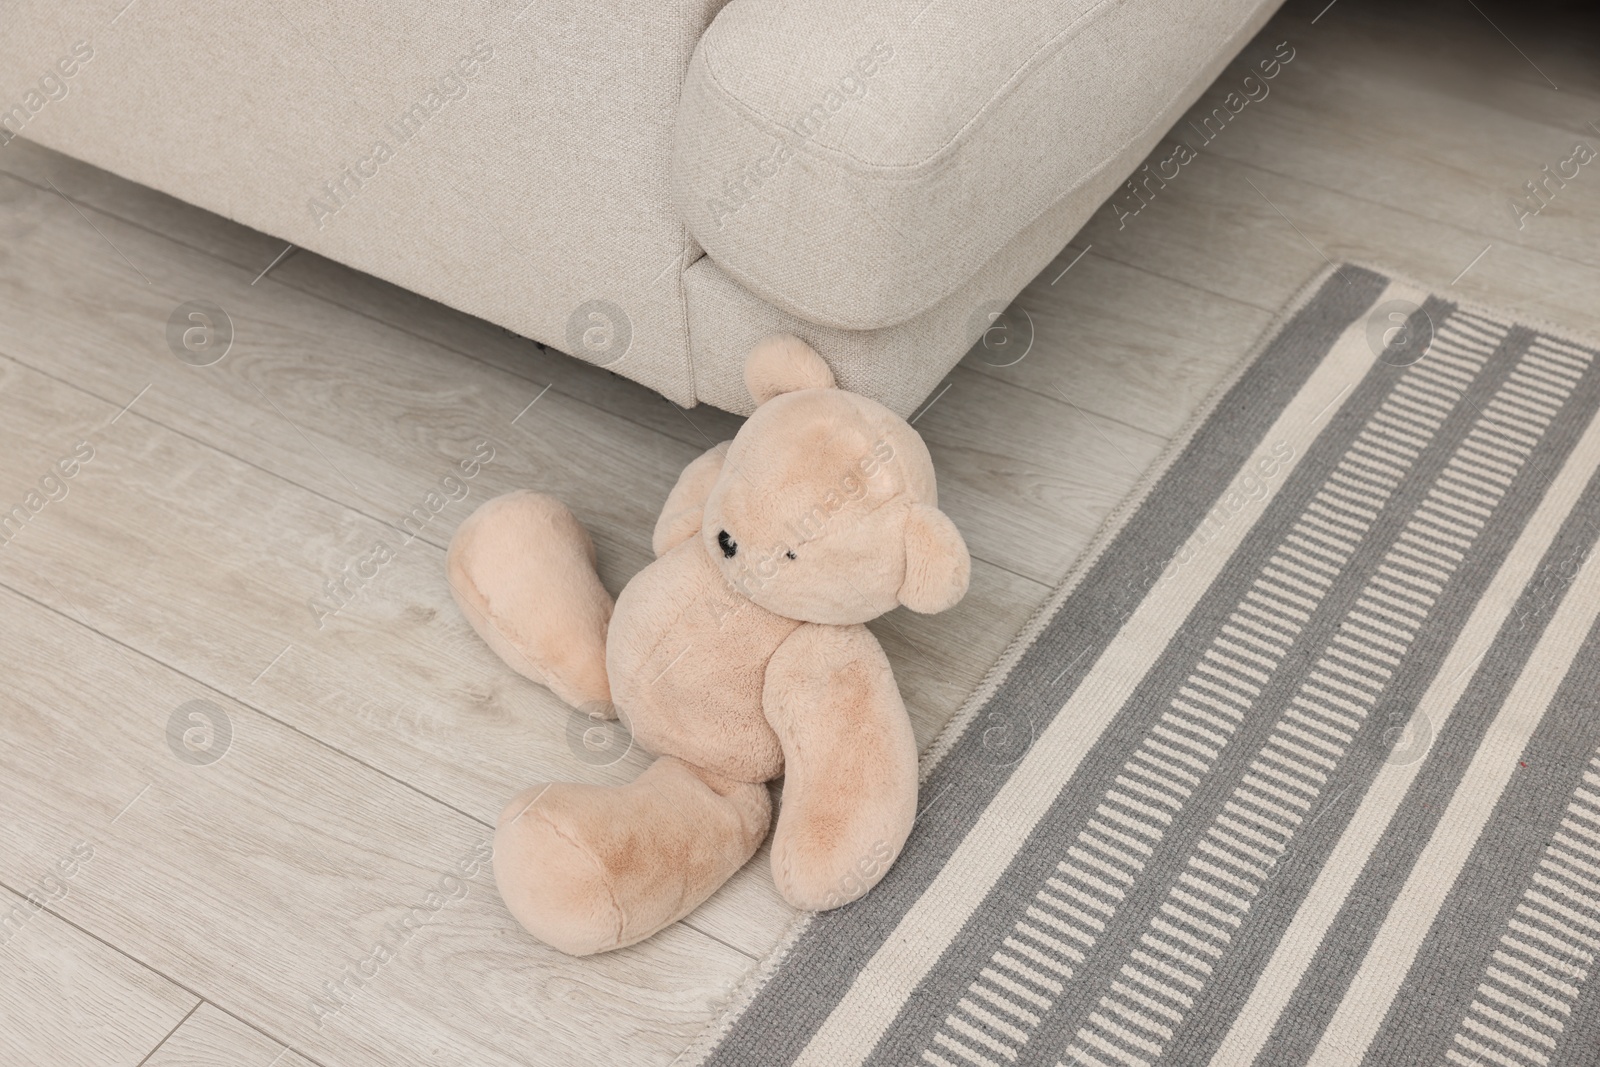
top-left (685, 263), bottom-right (1600, 1067)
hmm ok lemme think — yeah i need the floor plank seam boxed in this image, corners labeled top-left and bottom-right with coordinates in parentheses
top-left (1202, 151), bottom-right (1600, 277)
top-left (130, 1000), bottom-right (202, 1067)
top-left (0, 577), bottom-right (494, 830)
top-left (680, 921), bottom-right (761, 963)
top-left (947, 364), bottom-right (1174, 443)
top-left (0, 880), bottom-right (335, 1067)
top-left (0, 347), bottom-right (464, 558)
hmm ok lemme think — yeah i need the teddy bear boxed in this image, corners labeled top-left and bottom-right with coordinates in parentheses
top-left (445, 335), bottom-right (971, 955)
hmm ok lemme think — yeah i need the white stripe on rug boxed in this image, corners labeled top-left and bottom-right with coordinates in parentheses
top-left (790, 279), bottom-right (1427, 1067)
top-left (1300, 456), bottom-right (1600, 1066)
top-left (1208, 343), bottom-right (1600, 1066)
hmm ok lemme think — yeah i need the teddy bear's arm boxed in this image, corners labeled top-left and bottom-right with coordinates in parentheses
top-left (761, 623), bottom-right (919, 911)
top-left (651, 442), bottom-right (731, 557)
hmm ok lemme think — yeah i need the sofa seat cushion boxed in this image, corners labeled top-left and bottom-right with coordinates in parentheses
top-left (673, 0), bottom-right (1285, 331)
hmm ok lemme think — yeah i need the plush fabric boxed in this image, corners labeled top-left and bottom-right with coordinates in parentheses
top-left (449, 491), bottom-right (613, 711)
top-left (450, 336), bottom-right (969, 954)
top-left (494, 758), bottom-right (771, 957)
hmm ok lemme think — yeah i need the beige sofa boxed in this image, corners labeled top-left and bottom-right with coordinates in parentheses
top-left (1, 0), bottom-right (1283, 416)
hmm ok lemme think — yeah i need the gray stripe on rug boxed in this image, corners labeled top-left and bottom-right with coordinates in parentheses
top-left (1229, 335), bottom-right (1600, 1065)
top-left (1365, 484), bottom-right (1600, 1066)
top-left (1065, 323), bottom-right (1600, 1067)
top-left (700, 266), bottom-right (1391, 1067)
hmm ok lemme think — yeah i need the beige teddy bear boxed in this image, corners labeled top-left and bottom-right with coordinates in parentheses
top-left (447, 336), bottom-right (971, 955)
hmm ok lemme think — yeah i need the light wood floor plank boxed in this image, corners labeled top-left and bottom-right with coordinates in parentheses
top-left (1076, 146), bottom-right (1600, 339)
top-left (961, 250), bottom-right (1275, 439)
top-left (915, 367), bottom-right (1167, 588)
top-left (0, 167), bottom-right (684, 570)
top-left (1064, 15), bottom-right (1600, 338)
top-left (142, 1004), bottom-right (313, 1067)
top-left (1194, 13), bottom-right (1600, 274)
top-left (0, 886), bottom-right (197, 1067)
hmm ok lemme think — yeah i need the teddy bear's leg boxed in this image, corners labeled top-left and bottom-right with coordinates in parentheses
top-left (763, 624), bottom-right (920, 910)
top-left (447, 490), bottom-right (613, 711)
top-left (493, 756), bottom-right (771, 955)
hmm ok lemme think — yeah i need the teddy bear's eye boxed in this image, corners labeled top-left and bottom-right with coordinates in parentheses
top-left (785, 550), bottom-right (796, 560)
top-left (717, 530), bottom-right (738, 558)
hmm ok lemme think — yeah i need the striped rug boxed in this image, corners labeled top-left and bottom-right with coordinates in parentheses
top-left (686, 264), bottom-right (1600, 1067)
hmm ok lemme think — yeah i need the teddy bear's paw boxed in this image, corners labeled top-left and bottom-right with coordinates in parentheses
top-left (447, 490), bottom-right (613, 710)
top-left (492, 758), bottom-right (770, 956)
top-left (762, 625), bottom-right (919, 912)
top-left (493, 783), bottom-right (626, 955)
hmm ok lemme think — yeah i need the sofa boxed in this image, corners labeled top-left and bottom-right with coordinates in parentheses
top-left (0, 0), bottom-right (1285, 416)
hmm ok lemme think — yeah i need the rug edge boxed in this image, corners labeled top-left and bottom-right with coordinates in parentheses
top-left (1340, 255), bottom-right (1600, 353)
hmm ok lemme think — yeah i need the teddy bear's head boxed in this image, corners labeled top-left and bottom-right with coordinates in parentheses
top-left (699, 336), bottom-right (971, 626)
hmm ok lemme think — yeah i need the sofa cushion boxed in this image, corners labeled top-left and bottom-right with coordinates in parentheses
top-left (673, 0), bottom-right (1285, 331)
top-left (684, 167), bottom-right (1115, 418)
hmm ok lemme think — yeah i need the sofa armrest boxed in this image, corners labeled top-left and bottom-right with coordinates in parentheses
top-left (672, 0), bottom-right (1286, 331)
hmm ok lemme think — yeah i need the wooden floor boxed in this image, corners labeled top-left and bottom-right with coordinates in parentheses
top-left (2, 1), bottom-right (1597, 1063)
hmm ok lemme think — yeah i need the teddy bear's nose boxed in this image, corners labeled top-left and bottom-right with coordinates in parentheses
top-left (717, 530), bottom-right (738, 558)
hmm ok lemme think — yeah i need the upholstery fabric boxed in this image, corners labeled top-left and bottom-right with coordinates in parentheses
top-left (684, 164), bottom-right (1115, 418)
top-left (673, 0), bottom-right (1285, 330)
top-left (0, 0), bottom-right (725, 405)
top-left (2, 0), bottom-right (1283, 417)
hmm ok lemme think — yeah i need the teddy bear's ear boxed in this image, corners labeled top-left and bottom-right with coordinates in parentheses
top-left (899, 503), bottom-right (971, 614)
top-left (746, 334), bottom-right (836, 406)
